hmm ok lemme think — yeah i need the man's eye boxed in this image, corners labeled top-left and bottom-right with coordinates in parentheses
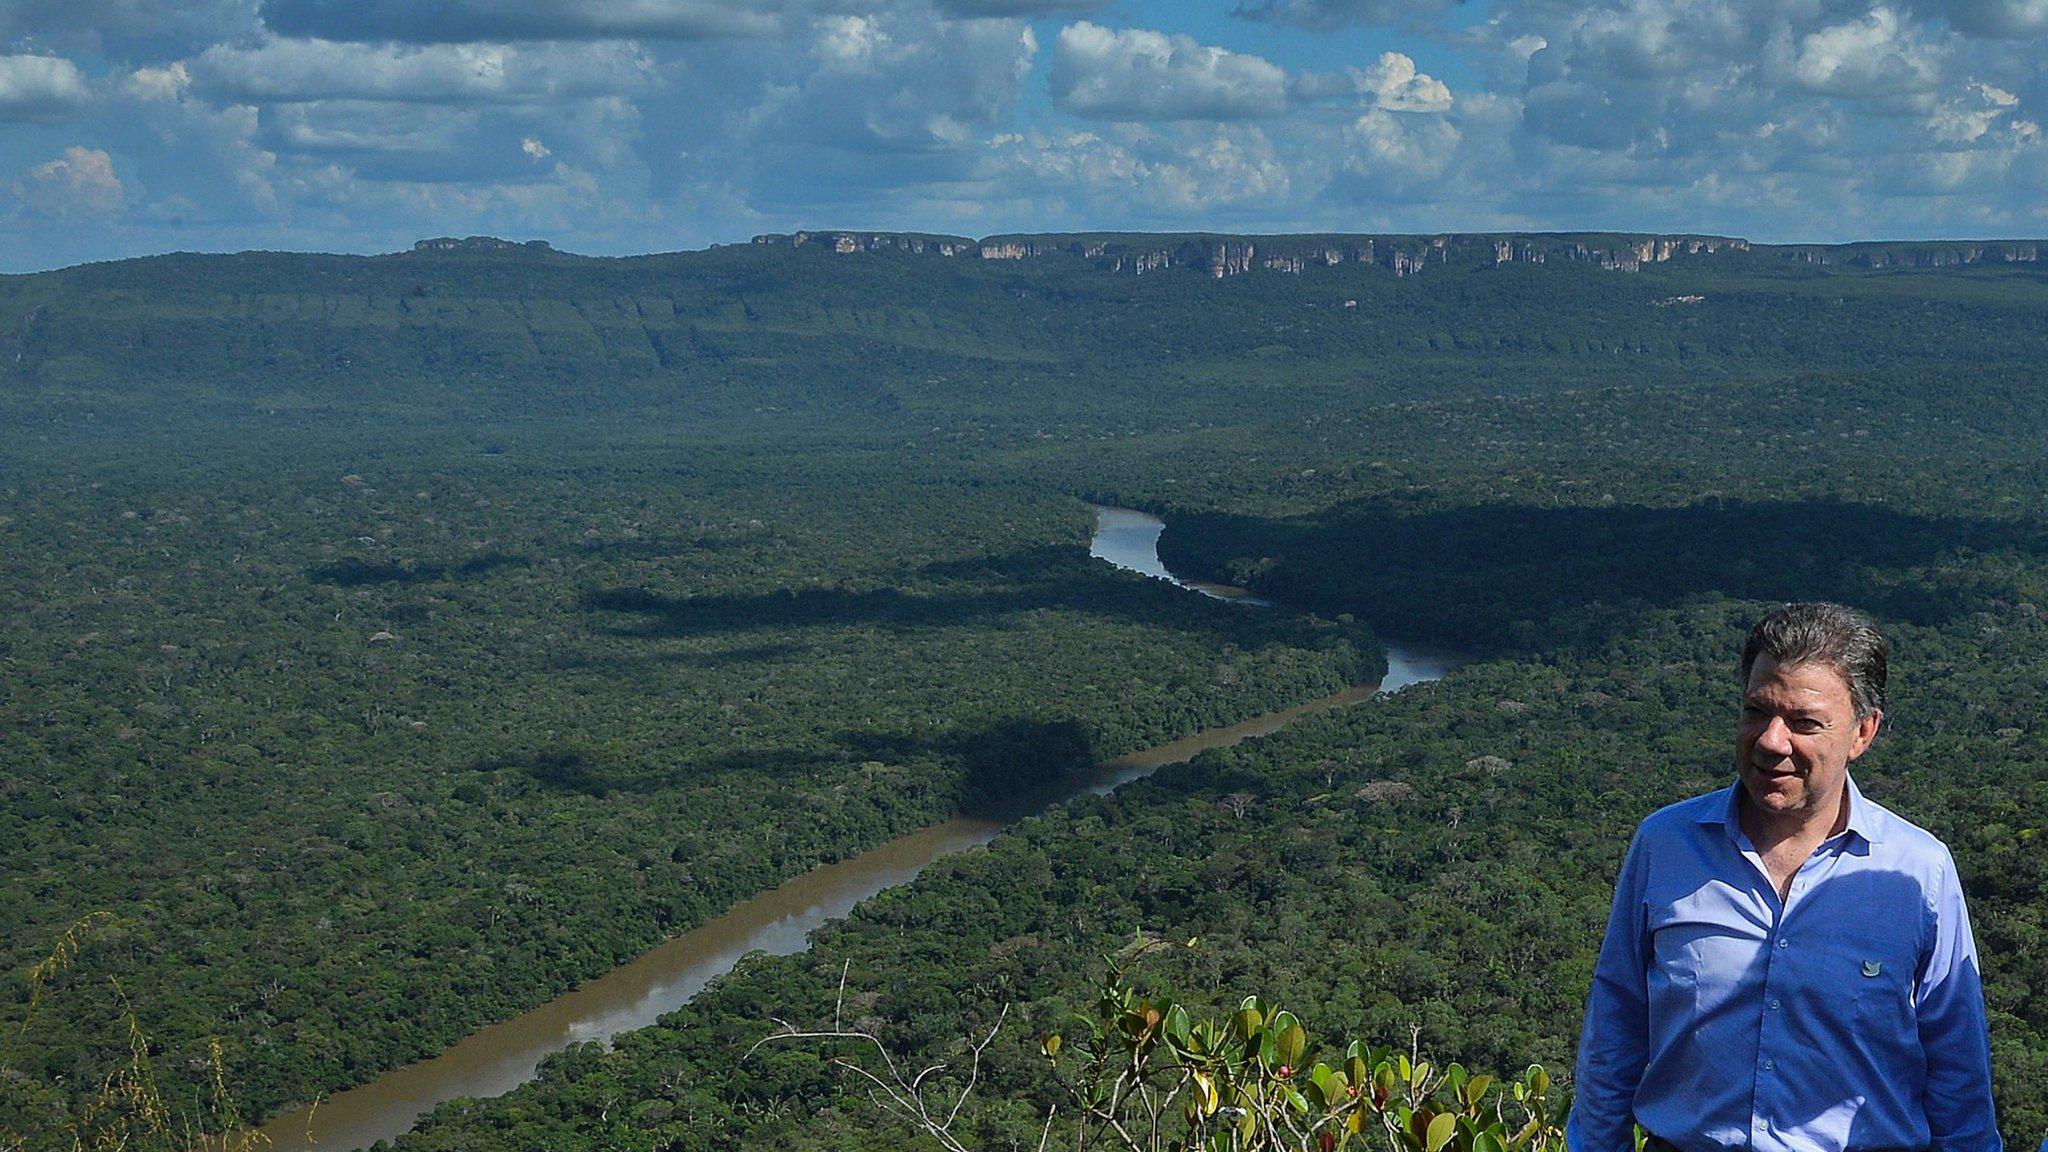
top-left (1790, 720), bottom-right (1823, 734)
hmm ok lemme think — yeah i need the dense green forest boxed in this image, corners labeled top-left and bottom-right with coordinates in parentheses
top-left (3, 232), bottom-right (2045, 1149)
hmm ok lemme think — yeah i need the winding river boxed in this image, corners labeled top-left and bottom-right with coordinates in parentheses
top-left (257, 506), bottom-right (1456, 1152)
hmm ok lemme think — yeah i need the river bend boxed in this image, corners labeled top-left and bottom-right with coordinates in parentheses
top-left (257, 506), bottom-right (1453, 1152)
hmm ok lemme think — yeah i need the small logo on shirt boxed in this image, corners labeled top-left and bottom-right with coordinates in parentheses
top-left (1861, 960), bottom-right (1883, 978)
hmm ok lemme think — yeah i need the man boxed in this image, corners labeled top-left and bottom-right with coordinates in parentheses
top-left (1567, 602), bottom-right (1999, 1152)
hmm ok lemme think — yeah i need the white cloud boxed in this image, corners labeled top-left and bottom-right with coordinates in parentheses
top-left (1919, 0), bottom-right (2048, 39)
top-left (0, 0), bottom-right (257, 59)
top-left (1341, 107), bottom-right (1463, 199)
top-left (0, 55), bottom-right (91, 120)
top-left (1925, 82), bottom-right (2024, 141)
top-left (258, 0), bottom-right (782, 44)
top-left (125, 62), bottom-right (193, 103)
top-left (1787, 8), bottom-right (1943, 96)
top-left (1231, 0), bottom-right (1449, 31)
top-left (12, 146), bottom-right (125, 215)
top-left (813, 15), bottom-right (895, 72)
top-left (991, 122), bottom-right (1292, 213)
top-left (265, 101), bottom-right (482, 155)
top-left (1050, 22), bottom-right (1290, 121)
top-left (186, 37), bottom-right (657, 104)
top-left (1354, 52), bottom-right (1451, 112)
top-left (523, 136), bottom-right (551, 158)
top-left (738, 15), bottom-right (1036, 152)
top-left (933, 0), bottom-right (1105, 12)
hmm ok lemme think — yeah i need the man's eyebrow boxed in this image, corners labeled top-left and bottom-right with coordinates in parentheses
top-left (1739, 694), bottom-right (1824, 716)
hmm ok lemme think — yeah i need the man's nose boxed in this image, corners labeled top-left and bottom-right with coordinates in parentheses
top-left (1756, 716), bottom-right (1794, 753)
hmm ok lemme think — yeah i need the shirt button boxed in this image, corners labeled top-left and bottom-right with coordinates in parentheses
top-left (1777, 939), bottom-right (1790, 948)
top-left (1770, 998), bottom-right (1781, 1010)
top-left (1763, 1059), bottom-right (1775, 1071)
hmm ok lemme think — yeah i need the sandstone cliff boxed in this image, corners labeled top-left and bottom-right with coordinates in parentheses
top-left (744, 229), bottom-right (2048, 281)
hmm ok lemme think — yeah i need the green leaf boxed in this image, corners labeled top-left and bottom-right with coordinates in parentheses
top-left (1278, 1023), bottom-right (1308, 1068)
top-left (1231, 1007), bottom-right (1262, 1043)
top-left (1427, 1113), bottom-right (1457, 1152)
top-left (1475, 1132), bottom-right (1507, 1152)
top-left (1165, 1004), bottom-right (1192, 1046)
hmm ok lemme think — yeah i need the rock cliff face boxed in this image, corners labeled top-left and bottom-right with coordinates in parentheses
top-left (754, 231), bottom-right (977, 256)
top-left (413, 236), bottom-right (554, 253)
top-left (1779, 241), bottom-right (2041, 268)
top-left (745, 229), bottom-right (2046, 282)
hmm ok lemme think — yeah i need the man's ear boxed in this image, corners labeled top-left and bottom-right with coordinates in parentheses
top-left (1849, 709), bottom-right (1882, 760)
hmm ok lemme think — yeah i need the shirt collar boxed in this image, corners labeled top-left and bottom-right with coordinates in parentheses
top-left (1695, 776), bottom-right (1887, 845)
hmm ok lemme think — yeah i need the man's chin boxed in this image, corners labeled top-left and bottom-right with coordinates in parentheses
top-left (1740, 777), bottom-right (1806, 810)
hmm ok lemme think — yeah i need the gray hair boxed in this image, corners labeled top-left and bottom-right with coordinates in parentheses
top-left (1740, 602), bottom-right (1889, 720)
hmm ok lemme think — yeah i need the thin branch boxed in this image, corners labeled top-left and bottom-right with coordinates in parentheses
top-left (942, 1004), bottom-right (1008, 1129)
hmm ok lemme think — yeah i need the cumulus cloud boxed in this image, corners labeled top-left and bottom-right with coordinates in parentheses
top-left (0, 55), bottom-right (92, 120)
top-left (1354, 52), bottom-right (1451, 112)
top-left (1919, 0), bottom-right (2048, 38)
top-left (0, 0), bottom-right (256, 58)
top-left (740, 15), bottom-right (1036, 150)
top-left (259, 0), bottom-right (780, 44)
top-left (1786, 7), bottom-right (1944, 96)
top-left (1923, 82), bottom-right (2027, 141)
top-left (1050, 22), bottom-right (1290, 121)
top-left (263, 101), bottom-right (481, 155)
top-left (812, 15), bottom-right (895, 72)
top-left (523, 136), bottom-right (551, 158)
top-left (1469, 0), bottom-right (2048, 237)
top-left (992, 123), bottom-right (1291, 213)
top-left (12, 147), bottom-right (125, 216)
top-left (186, 37), bottom-right (657, 104)
top-left (124, 62), bottom-right (193, 103)
top-left (1340, 108), bottom-right (1464, 198)
top-left (933, 0), bottom-right (1106, 13)
top-left (1230, 0), bottom-right (1448, 31)
top-left (1500, 0), bottom-right (1984, 159)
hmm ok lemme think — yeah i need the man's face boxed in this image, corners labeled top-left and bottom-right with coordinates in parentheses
top-left (1735, 654), bottom-right (1881, 827)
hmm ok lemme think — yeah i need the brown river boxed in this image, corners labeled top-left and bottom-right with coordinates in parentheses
top-left (257, 505), bottom-right (1457, 1152)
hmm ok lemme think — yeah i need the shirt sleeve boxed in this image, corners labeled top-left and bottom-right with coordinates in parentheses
top-left (1567, 828), bottom-right (1651, 1152)
top-left (1917, 846), bottom-right (2000, 1152)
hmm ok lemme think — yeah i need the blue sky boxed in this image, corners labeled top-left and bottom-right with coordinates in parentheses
top-left (1, 0), bottom-right (2044, 271)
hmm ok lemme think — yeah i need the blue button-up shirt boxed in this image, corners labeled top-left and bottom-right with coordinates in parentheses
top-left (1567, 779), bottom-right (1999, 1152)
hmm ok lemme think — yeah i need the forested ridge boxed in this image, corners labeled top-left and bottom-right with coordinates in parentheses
top-left (2, 233), bottom-right (2045, 1149)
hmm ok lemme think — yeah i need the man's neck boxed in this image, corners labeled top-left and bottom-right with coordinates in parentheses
top-left (1739, 784), bottom-right (1851, 860)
